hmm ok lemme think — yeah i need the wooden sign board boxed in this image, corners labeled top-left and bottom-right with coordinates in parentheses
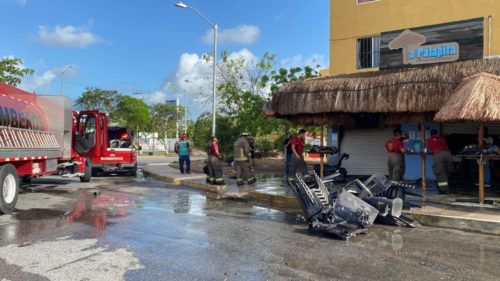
top-left (380, 18), bottom-right (483, 69)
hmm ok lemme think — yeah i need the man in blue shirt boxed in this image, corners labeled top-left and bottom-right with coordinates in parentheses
top-left (175, 133), bottom-right (192, 174)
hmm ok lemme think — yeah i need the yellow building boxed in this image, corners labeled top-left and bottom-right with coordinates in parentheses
top-left (272, 0), bottom-right (500, 195)
top-left (329, 0), bottom-right (500, 75)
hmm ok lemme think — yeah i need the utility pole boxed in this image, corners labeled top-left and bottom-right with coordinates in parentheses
top-left (61, 66), bottom-right (73, 95)
top-left (175, 2), bottom-right (218, 137)
top-left (152, 118), bottom-right (156, 155)
top-left (176, 97), bottom-right (179, 139)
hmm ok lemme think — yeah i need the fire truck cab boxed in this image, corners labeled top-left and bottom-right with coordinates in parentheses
top-left (75, 111), bottom-right (137, 177)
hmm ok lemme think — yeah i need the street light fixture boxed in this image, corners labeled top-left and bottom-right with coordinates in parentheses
top-left (175, 2), bottom-right (218, 137)
top-left (174, 2), bottom-right (187, 9)
top-left (61, 65), bottom-right (73, 95)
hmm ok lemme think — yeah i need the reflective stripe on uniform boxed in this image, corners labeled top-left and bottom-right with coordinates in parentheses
top-left (438, 182), bottom-right (448, 186)
top-left (239, 148), bottom-right (248, 161)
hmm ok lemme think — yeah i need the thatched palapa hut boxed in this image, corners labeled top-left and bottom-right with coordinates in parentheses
top-left (435, 72), bottom-right (500, 122)
top-left (271, 58), bottom-right (500, 195)
top-left (435, 72), bottom-right (500, 203)
top-left (271, 58), bottom-right (500, 126)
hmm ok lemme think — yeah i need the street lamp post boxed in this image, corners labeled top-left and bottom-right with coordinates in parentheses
top-left (61, 65), bottom-right (73, 95)
top-left (175, 2), bottom-right (218, 137)
top-left (166, 81), bottom-right (189, 134)
top-left (184, 91), bottom-right (188, 134)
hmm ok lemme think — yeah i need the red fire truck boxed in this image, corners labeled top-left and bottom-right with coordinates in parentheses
top-left (0, 82), bottom-right (137, 214)
top-left (76, 112), bottom-right (137, 177)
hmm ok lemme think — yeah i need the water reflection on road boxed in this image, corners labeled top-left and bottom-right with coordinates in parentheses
top-left (0, 176), bottom-right (499, 280)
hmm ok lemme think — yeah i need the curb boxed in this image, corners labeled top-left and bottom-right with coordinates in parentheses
top-left (143, 166), bottom-right (500, 236)
top-left (143, 170), bottom-right (228, 194)
top-left (143, 167), bottom-right (299, 208)
top-left (405, 210), bottom-right (500, 236)
top-left (249, 190), bottom-right (301, 209)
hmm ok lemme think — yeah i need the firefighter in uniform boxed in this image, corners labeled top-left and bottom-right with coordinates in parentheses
top-left (206, 137), bottom-right (225, 185)
top-left (385, 129), bottom-right (406, 184)
top-left (233, 132), bottom-right (256, 186)
top-left (247, 133), bottom-right (256, 168)
top-left (289, 128), bottom-right (308, 178)
top-left (426, 129), bottom-right (453, 194)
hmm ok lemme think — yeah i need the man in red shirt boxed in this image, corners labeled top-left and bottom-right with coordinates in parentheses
top-left (289, 129), bottom-right (308, 178)
top-left (385, 129), bottom-right (406, 183)
top-left (426, 129), bottom-right (453, 194)
top-left (207, 137), bottom-right (224, 185)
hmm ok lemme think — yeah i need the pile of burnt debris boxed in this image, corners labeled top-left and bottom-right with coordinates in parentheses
top-left (288, 173), bottom-right (418, 240)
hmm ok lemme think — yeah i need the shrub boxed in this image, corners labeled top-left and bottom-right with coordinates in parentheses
top-left (256, 138), bottom-right (275, 157)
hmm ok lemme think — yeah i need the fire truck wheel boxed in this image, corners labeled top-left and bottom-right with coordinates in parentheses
top-left (0, 164), bottom-right (20, 214)
top-left (79, 158), bottom-right (92, 182)
top-left (128, 164), bottom-right (137, 177)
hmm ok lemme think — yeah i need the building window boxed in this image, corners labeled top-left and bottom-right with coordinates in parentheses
top-left (357, 36), bottom-right (380, 69)
top-left (357, 0), bottom-right (378, 4)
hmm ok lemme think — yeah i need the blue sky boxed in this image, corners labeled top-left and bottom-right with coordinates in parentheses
top-left (1, 0), bottom-right (329, 118)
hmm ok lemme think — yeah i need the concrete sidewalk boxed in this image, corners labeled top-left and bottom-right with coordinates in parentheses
top-left (142, 162), bottom-right (500, 236)
top-left (142, 162), bottom-right (300, 207)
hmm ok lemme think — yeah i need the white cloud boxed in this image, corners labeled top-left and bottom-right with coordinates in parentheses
top-left (0, 56), bottom-right (54, 91)
top-left (149, 48), bottom-right (260, 115)
top-left (20, 70), bottom-right (57, 92)
top-left (20, 65), bottom-right (77, 92)
top-left (145, 91), bottom-right (167, 104)
top-left (203, 25), bottom-right (260, 45)
top-left (166, 48), bottom-right (258, 96)
top-left (280, 53), bottom-right (326, 70)
top-left (226, 48), bottom-right (258, 64)
top-left (170, 52), bottom-right (213, 96)
top-left (38, 25), bottom-right (102, 48)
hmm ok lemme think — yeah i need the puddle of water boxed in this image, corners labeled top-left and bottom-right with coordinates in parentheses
top-left (63, 190), bottom-right (135, 237)
top-left (254, 176), bottom-right (295, 196)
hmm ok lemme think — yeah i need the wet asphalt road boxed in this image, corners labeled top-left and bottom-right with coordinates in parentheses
top-left (1, 166), bottom-right (500, 280)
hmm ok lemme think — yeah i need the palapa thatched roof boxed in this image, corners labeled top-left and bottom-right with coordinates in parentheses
top-left (271, 58), bottom-right (500, 125)
top-left (434, 72), bottom-right (500, 122)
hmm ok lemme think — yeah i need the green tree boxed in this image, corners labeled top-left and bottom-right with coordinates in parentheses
top-left (191, 113), bottom-right (238, 157)
top-left (216, 52), bottom-right (292, 138)
top-left (191, 50), bottom-right (320, 156)
top-left (74, 87), bottom-right (120, 118)
top-left (149, 102), bottom-right (183, 139)
top-left (0, 57), bottom-right (34, 86)
top-left (190, 112), bottom-right (212, 150)
top-left (263, 65), bottom-right (320, 94)
top-left (114, 96), bottom-right (151, 133)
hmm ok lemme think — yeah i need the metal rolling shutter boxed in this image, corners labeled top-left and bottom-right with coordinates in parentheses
top-left (340, 129), bottom-right (393, 176)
